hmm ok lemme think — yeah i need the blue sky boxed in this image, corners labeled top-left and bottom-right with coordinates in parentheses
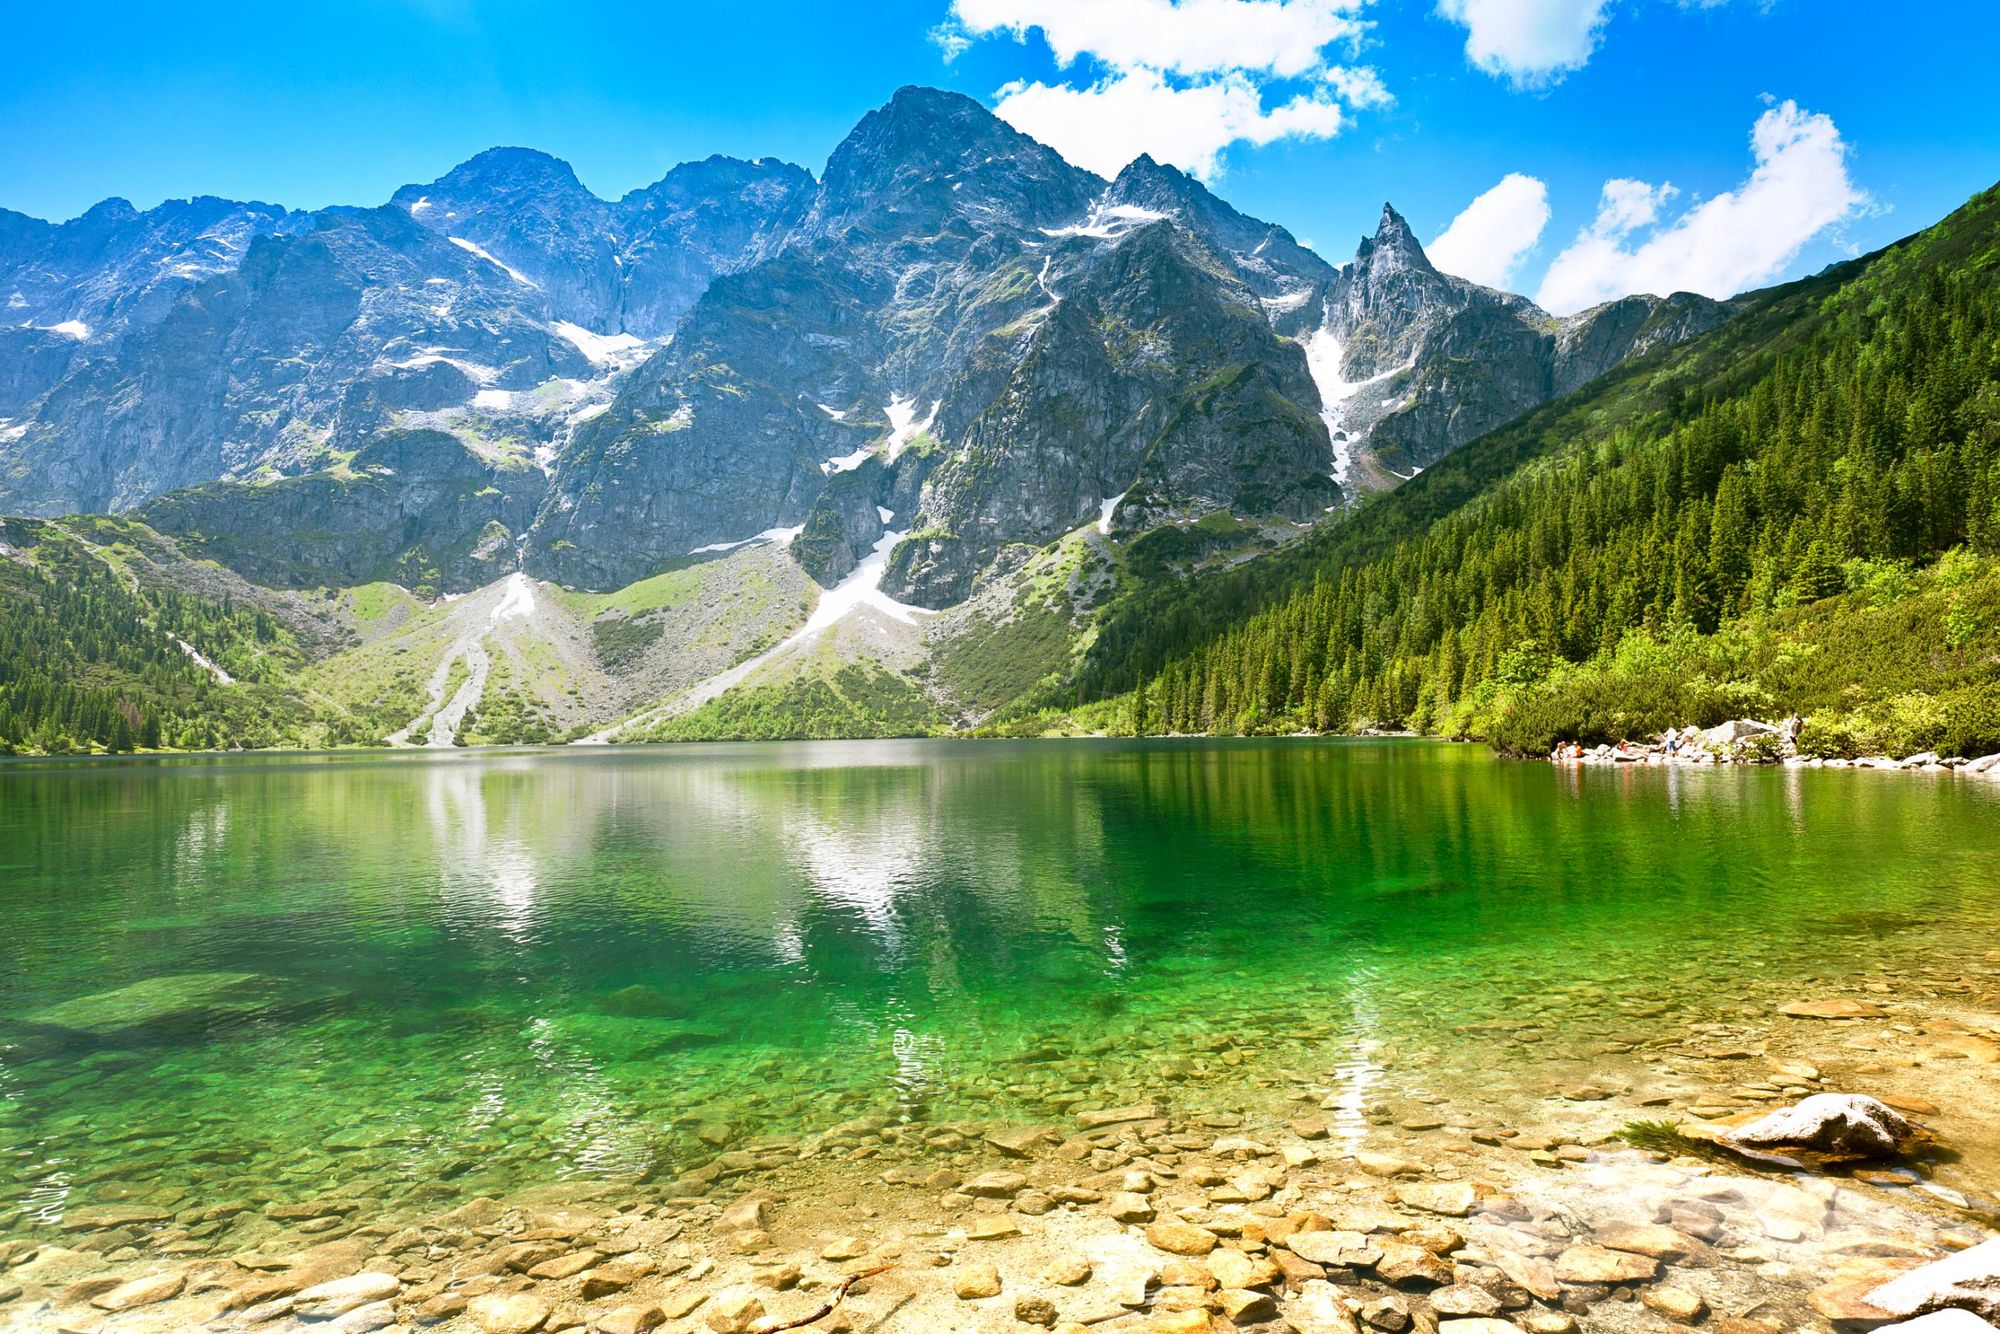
top-left (3, 0), bottom-right (1996, 311)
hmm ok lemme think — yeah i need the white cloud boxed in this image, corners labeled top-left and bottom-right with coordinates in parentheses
top-left (992, 70), bottom-right (1344, 180)
top-left (928, 22), bottom-right (973, 60)
top-left (950, 0), bottom-right (1368, 79)
top-left (941, 0), bottom-right (1384, 180)
top-left (1435, 0), bottom-right (1611, 86)
top-left (1591, 177), bottom-right (1678, 236)
top-left (1318, 64), bottom-right (1393, 108)
top-left (1427, 172), bottom-right (1551, 288)
top-left (1535, 100), bottom-right (1866, 315)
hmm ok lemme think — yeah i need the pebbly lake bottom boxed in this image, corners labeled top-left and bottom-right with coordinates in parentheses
top-left (0, 739), bottom-right (1996, 1332)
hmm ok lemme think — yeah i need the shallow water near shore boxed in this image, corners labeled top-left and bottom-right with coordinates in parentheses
top-left (3, 738), bottom-right (1998, 1241)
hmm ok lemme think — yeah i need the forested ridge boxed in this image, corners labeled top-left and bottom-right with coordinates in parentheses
top-left (0, 519), bottom-right (328, 752)
top-left (1047, 183), bottom-right (2000, 757)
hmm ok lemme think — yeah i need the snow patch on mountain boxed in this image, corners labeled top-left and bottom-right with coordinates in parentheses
top-left (491, 571), bottom-right (535, 623)
top-left (1261, 286), bottom-right (1316, 317)
top-left (387, 351), bottom-right (502, 385)
top-left (821, 445), bottom-right (875, 475)
top-left (1041, 204), bottom-right (1168, 242)
top-left (1097, 492), bottom-right (1127, 536)
top-left (1302, 315), bottom-right (1409, 488)
top-left (174, 636), bottom-right (235, 686)
top-left (689, 525), bottom-right (803, 556)
top-left (550, 321), bottom-right (650, 370)
top-left (883, 396), bottom-right (940, 461)
top-left (448, 237), bottom-right (540, 289)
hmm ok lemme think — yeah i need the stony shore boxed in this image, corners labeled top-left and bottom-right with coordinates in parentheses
top-left (5, 972), bottom-right (1997, 1334)
top-left (1551, 718), bottom-right (2000, 775)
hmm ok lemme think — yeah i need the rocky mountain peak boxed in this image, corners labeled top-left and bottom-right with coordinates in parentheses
top-left (429, 146), bottom-right (587, 194)
top-left (1355, 202), bottom-right (1434, 275)
top-left (803, 85), bottom-right (1100, 239)
top-left (626, 155), bottom-right (815, 210)
top-left (1100, 153), bottom-right (1332, 302)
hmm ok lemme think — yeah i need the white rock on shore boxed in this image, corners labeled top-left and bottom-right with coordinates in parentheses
top-left (1868, 1238), bottom-right (2000, 1320)
top-left (1724, 1093), bottom-right (1916, 1158)
top-left (1877, 1312), bottom-right (2000, 1334)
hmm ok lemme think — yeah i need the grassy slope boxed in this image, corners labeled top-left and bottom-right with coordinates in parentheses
top-left (633, 636), bottom-right (946, 742)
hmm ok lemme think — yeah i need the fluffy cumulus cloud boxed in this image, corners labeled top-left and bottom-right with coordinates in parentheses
top-left (991, 71), bottom-right (1345, 180)
top-left (1435, 0), bottom-right (1611, 86)
top-left (1535, 100), bottom-right (1866, 315)
top-left (1427, 172), bottom-right (1552, 288)
top-left (951, 0), bottom-right (1367, 77)
top-left (937, 0), bottom-right (1385, 180)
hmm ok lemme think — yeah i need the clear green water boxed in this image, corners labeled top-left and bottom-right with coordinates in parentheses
top-left (2, 739), bottom-right (1997, 1235)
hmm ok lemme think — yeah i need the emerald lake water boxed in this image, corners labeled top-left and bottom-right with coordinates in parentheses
top-left (3, 739), bottom-right (1998, 1236)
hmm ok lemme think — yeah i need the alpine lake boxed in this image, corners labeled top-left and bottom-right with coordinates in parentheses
top-left (2, 739), bottom-right (1997, 1333)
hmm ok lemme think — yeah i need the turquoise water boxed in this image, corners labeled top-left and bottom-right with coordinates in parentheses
top-left (2, 739), bottom-right (1997, 1235)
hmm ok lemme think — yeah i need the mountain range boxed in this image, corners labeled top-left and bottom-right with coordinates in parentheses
top-left (23, 85), bottom-right (1963, 756)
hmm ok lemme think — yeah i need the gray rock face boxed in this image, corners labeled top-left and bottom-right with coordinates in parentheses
top-left (389, 148), bottom-right (813, 337)
top-left (0, 195), bottom-right (300, 416)
top-left (531, 88), bottom-right (1341, 600)
top-left (885, 222), bottom-right (1336, 604)
top-left (1310, 205), bottom-right (1728, 481)
top-left (138, 429), bottom-right (545, 595)
top-left (2, 207), bottom-right (590, 516)
top-left (0, 151), bottom-right (813, 519)
top-left (0, 194), bottom-right (298, 337)
top-left (1553, 291), bottom-right (1728, 396)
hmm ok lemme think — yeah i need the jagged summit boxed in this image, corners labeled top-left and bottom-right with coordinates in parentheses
top-left (1354, 202), bottom-right (1434, 273)
top-left (623, 154), bottom-right (816, 205)
top-left (1101, 154), bottom-right (1333, 299)
top-left (431, 146), bottom-right (585, 189)
top-left (801, 85), bottom-right (1099, 241)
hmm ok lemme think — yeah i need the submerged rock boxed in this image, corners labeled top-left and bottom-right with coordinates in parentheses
top-left (1780, 998), bottom-right (1889, 1019)
top-left (21, 972), bottom-right (284, 1042)
top-left (1724, 1094), bottom-right (1918, 1160)
top-left (90, 1269), bottom-right (184, 1312)
top-left (535, 1012), bottom-right (729, 1060)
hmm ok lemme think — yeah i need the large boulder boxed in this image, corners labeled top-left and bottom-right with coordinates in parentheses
top-left (1723, 1094), bottom-right (1918, 1160)
top-left (1868, 1239), bottom-right (2000, 1322)
top-left (1702, 719), bottom-right (1777, 745)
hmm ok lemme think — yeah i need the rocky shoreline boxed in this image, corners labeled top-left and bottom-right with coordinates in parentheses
top-left (5, 982), bottom-right (1997, 1334)
top-left (1550, 718), bottom-right (2000, 776)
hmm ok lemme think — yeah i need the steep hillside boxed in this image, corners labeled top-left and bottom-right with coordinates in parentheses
top-left (1043, 184), bottom-right (2000, 757)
